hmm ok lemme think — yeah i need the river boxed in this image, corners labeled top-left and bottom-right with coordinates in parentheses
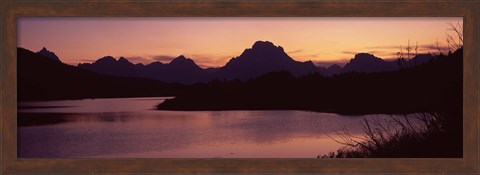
top-left (18, 97), bottom-right (390, 158)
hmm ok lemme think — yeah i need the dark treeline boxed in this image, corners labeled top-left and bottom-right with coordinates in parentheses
top-left (18, 48), bottom-right (187, 101)
top-left (157, 48), bottom-right (462, 116)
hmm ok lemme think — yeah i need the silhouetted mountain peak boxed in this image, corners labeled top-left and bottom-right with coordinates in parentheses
top-left (91, 56), bottom-right (134, 65)
top-left (94, 56), bottom-right (116, 64)
top-left (171, 55), bottom-right (187, 61)
top-left (37, 47), bottom-right (61, 62)
top-left (147, 61), bottom-right (165, 67)
top-left (178, 55), bottom-right (187, 59)
top-left (249, 41), bottom-right (285, 54)
top-left (170, 55), bottom-right (193, 64)
top-left (303, 60), bottom-right (317, 67)
top-left (328, 64), bottom-right (342, 70)
top-left (304, 60), bottom-right (313, 64)
top-left (252, 40), bottom-right (284, 51)
top-left (343, 53), bottom-right (397, 73)
top-left (317, 64), bottom-right (343, 76)
top-left (222, 41), bottom-right (320, 80)
top-left (118, 57), bottom-right (131, 64)
top-left (410, 54), bottom-right (433, 64)
top-left (353, 53), bottom-right (381, 61)
top-left (228, 41), bottom-right (293, 66)
top-left (168, 55), bottom-right (201, 70)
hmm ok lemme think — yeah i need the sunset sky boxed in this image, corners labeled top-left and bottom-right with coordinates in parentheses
top-left (18, 17), bottom-right (462, 68)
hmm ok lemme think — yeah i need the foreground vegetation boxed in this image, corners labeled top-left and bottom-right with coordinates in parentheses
top-left (322, 111), bottom-right (462, 158)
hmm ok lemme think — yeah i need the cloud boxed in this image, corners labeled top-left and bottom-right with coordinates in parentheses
top-left (340, 50), bottom-right (406, 60)
top-left (188, 54), bottom-right (233, 68)
top-left (287, 49), bottom-right (303, 54)
top-left (363, 45), bottom-right (400, 50)
top-left (340, 43), bottom-right (455, 59)
top-left (340, 51), bottom-right (359, 55)
top-left (313, 60), bottom-right (348, 67)
top-left (363, 44), bottom-right (450, 52)
top-left (151, 55), bottom-right (177, 63)
top-left (417, 44), bottom-right (450, 51)
top-left (196, 60), bottom-right (227, 68)
top-left (125, 56), bottom-right (153, 64)
top-left (342, 50), bottom-right (388, 56)
top-left (292, 52), bottom-right (321, 60)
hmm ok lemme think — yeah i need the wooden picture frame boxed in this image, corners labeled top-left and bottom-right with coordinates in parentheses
top-left (1, 0), bottom-right (478, 174)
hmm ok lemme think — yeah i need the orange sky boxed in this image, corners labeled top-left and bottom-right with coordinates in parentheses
top-left (18, 17), bottom-right (462, 68)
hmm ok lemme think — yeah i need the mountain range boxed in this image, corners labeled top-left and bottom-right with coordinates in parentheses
top-left (18, 47), bottom-right (184, 100)
top-left (51, 41), bottom-right (434, 84)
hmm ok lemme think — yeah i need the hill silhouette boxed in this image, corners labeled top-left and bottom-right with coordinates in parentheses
top-left (342, 53), bottom-right (397, 73)
top-left (325, 64), bottom-right (343, 76)
top-left (77, 56), bottom-right (145, 78)
top-left (341, 53), bottom-right (434, 74)
top-left (21, 41), bottom-right (443, 103)
top-left (78, 55), bottom-right (208, 84)
top-left (157, 47), bottom-right (462, 116)
top-left (18, 48), bottom-right (184, 100)
top-left (77, 41), bottom-right (322, 83)
top-left (75, 41), bottom-right (436, 83)
top-left (215, 41), bottom-right (320, 80)
top-left (145, 55), bottom-right (209, 84)
top-left (37, 47), bottom-right (61, 62)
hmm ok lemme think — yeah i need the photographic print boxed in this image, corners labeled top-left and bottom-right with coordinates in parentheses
top-left (17, 17), bottom-right (463, 158)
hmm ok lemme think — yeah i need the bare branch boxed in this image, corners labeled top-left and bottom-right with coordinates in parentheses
top-left (447, 21), bottom-right (463, 44)
top-left (435, 38), bottom-right (444, 55)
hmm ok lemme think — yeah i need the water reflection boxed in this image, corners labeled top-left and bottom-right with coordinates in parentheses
top-left (18, 97), bottom-right (389, 158)
top-left (18, 97), bottom-right (174, 113)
